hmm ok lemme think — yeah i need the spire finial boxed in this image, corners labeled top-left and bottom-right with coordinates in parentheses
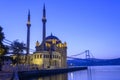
top-left (43, 3), bottom-right (46, 18)
top-left (28, 9), bottom-right (30, 18)
top-left (27, 9), bottom-right (31, 26)
top-left (28, 9), bottom-right (30, 21)
top-left (43, 3), bottom-right (45, 10)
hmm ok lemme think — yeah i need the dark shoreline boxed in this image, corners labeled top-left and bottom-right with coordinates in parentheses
top-left (18, 67), bottom-right (87, 79)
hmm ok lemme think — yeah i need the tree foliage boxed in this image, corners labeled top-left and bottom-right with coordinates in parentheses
top-left (10, 40), bottom-right (26, 54)
top-left (0, 26), bottom-right (8, 69)
top-left (0, 26), bottom-right (7, 56)
top-left (10, 40), bottom-right (26, 64)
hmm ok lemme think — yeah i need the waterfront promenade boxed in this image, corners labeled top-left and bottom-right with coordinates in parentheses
top-left (0, 71), bottom-right (13, 80)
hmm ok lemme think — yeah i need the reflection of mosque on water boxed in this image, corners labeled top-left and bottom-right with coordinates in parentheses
top-left (30, 73), bottom-right (68, 80)
top-left (28, 67), bottom-right (92, 80)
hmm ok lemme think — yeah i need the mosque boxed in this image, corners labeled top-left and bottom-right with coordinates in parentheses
top-left (6, 4), bottom-right (67, 70)
top-left (32, 5), bottom-right (67, 68)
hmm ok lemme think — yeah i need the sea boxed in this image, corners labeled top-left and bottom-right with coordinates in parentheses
top-left (28, 66), bottom-right (120, 80)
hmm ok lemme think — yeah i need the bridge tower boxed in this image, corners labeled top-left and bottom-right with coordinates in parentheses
top-left (85, 50), bottom-right (90, 59)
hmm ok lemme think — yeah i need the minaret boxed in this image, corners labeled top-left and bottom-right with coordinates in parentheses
top-left (42, 4), bottom-right (47, 50)
top-left (26, 10), bottom-right (31, 54)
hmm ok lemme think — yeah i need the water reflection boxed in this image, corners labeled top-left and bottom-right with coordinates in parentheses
top-left (70, 73), bottom-right (74, 80)
top-left (22, 66), bottom-right (120, 80)
top-left (87, 66), bottom-right (92, 80)
top-left (30, 73), bottom-right (68, 80)
top-left (68, 66), bottom-right (119, 80)
top-left (23, 67), bottom-right (91, 80)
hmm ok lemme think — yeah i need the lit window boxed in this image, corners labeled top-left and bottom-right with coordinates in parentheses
top-left (40, 54), bottom-right (42, 58)
top-left (37, 55), bottom-right (39, 59)
top-left (34, 55), bottom-right (36, 59)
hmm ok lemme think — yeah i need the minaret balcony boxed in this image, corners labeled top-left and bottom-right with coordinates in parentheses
top-left (42, 17), bottom-right (47, 22)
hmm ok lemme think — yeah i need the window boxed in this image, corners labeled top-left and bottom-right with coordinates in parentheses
top-left (37, 55), bottom-right (39, 59)
top-left (44, 55), bottom-right (46, 58)
top-left (48, 55), bottom-right (49, 58)
top-left (56, 55), bottom-right (58, 58)
top-left (59, 56), bottom-right (60, 59)
top-left (40, 54), bottom-right (42, 58)
top-left (55, 55), bottom-right (57, 58)
top-left (53, 55), bottom-right (54, 58)
top-left (34, 55), bottom-right (36, 59)
top-left (46, 55), bottom-right (48, 58)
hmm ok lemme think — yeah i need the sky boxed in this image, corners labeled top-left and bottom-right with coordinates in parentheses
top-left (0, 0), bottom-right (120, 59)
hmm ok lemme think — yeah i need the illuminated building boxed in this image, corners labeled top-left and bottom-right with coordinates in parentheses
top-left (2, 4), bottom-right (67, 71)
top-left (13, 4), bottom-right (67, 69)
top-left (33, 4), bottom-right (67, 68)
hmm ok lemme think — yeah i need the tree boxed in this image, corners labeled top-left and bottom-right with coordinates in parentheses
top-left (10, 40), bottom-right (26, 64)
top-left (10, 40), bottom-right (26, 54)
top-left (0, 26), bottom-right (6, 55)
top-left (0, 26), bottom-right (8, 70)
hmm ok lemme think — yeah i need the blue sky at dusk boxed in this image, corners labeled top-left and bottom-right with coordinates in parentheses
top-left (0, 0), bottom-right (120, 59)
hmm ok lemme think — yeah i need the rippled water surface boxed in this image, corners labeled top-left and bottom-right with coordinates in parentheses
top-left (25, 66), bottom-right (120, 80)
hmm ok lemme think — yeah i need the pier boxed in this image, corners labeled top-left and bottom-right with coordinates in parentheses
top-left (18, 67), bottom-right (87, 79)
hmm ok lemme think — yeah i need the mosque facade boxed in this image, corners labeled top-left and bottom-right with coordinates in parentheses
top-left (2, 5), bottom-right (67, 72)
top-left (32, 4), bottom-right (67, 68)
top-left (12, 4), bottom-right (67, 69)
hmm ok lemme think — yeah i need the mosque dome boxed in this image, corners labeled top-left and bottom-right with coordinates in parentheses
top-left (45, 34), bottom-right (61, 44)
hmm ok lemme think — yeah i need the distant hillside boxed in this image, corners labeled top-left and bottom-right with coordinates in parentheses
top-left (67, 58), bottom-right (120, 66)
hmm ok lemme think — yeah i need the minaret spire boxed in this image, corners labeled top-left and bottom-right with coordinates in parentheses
top-left (27, 10), bottom-right (31, 26)
top-left (42, 4), bottom-right (47, 50)
top-left (43, 4), bottom-right (46, 18)
top-left (26, 10), bottom-right (31, 54)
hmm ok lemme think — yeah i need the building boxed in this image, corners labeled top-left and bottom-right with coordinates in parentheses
top-left (2, 4), bottom-right (67, 71)
top-left (30, 4), bottom-right (67, 68)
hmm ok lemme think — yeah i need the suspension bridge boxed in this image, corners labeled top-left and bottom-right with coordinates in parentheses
top-left (67, 50), bottom-right (95, 60)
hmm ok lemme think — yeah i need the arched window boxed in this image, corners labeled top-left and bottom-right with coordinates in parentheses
top-left (40, 54), bottom-right (42, 58)
top-left (37, 55), bottom-right (39, 59)
top-left (34, 55), bottom-right (36, 59)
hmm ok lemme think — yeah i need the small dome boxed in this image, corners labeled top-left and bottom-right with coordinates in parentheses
top-left (45, 34), bottom-right (61, 44)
